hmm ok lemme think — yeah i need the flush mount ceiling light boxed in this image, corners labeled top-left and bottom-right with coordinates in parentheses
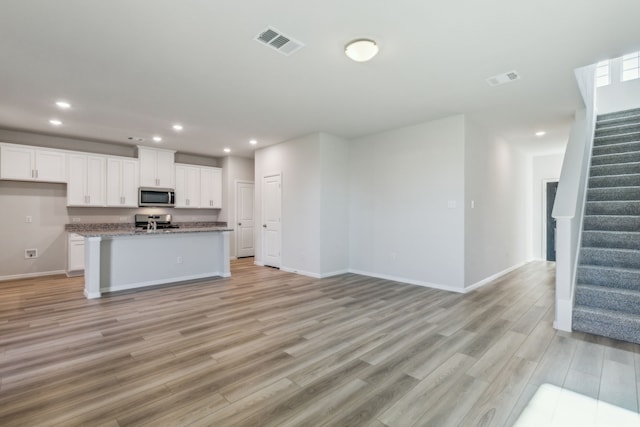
top-left (535, 131), bottom-right (546, 137)
top-left (172, 124), bottom-right (183, 131)
top-left (152, 136), bottom-right (162, 143)
top-left (55, 100), bottom-right (71, 109)
top-left (49, 119), bottom-right (62, 126)
top-left (250, 139), bottom-right (257, 145)
top-left (345, 39), bottom-right (379, 62)
top-left (223, 148), bottom-right (231, 153)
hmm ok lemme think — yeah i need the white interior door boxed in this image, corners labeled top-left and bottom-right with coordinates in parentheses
top-left (262, 174), bottom-right (281, 268)
top-left (236, 181), bottom-right (255, 258)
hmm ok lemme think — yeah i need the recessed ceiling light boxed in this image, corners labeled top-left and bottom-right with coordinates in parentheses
top-left (152, 136), bottom-right (162, 143)
top-left (345, 39), bottom-right (379, 62)
top-left (223, 148), bottom-right (231, 153)
top-left (535, 131), bottom-right (546, 137)
top-left (49, 119), bottom-right (62, 126)
top-left (250, 139), bottom-right (257, 145)
top-left (55, 101), bottom-right (71, 109)
top-left (172, 124), bottom-right (183, 131)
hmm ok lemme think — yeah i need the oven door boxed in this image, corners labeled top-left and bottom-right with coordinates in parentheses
top-left (138, 188), bottom-right (175, 207)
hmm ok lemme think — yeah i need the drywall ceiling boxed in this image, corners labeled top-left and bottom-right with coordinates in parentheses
top-left (0, 0), bottom-right (639, 158)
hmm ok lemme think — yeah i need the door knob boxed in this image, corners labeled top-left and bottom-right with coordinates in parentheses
top-left (238, 222), bottom-right (242, 226)
top-left (263, 224), bottom-right (267, 228)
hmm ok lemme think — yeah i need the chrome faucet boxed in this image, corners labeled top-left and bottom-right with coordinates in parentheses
top-left (147, 219), bottom-right (157, 232)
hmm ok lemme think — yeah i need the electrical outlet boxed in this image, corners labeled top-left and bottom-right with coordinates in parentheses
top-left (72, 217), bottom-right (81, 222)
top-left (177, 256), bottom-right (183, 264)
top-left (25, 216), bottom-right (32, 223)
top-left (119, 217), bottom-right (127, 222)
top-left (25, 249), bottom-right (38, 259)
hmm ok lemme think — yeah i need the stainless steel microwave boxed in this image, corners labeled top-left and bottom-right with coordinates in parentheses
top-left (138, 187), bottom-right (175, 207)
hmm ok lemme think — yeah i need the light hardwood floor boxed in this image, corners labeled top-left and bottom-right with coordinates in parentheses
top-left (1, 259), bottom-right (639, 426)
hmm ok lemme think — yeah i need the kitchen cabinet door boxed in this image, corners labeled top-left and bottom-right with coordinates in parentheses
top-left (0, 144), bottom-right (33, 180)
top-left (67, 154), bottom-right (106, 206)
top-left (175, 164), bottom-right (200, 208)
top-left (138, 146), bottom-right (175, 188)
top-left (67, 233), bottom-right (85, 274)
top-left (200, 167), bottom-right (222, 208)
top-left (34, 149), bottom-right (67, 182)
top-left (107, 157), bottom-right (139, 207)
top-left (0, 143), bottom-right (66, 182)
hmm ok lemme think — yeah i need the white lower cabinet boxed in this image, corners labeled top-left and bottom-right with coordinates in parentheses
top-left (67, 233), bottom-right (85, 276)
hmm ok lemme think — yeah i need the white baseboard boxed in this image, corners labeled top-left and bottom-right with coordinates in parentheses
top-left (464, 260), bottom-right (530, 293)
top-left (348, 269), bottom-right (466, 293)
top-left (0, 270), bottom-right (66, 282)
top-left (280, 266), bottom-right (349, 279)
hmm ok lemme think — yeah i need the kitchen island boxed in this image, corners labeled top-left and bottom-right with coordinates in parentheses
top-left (76, 226), bottom-right (232, 299)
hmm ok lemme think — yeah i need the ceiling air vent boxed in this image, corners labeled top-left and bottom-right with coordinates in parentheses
top-left (486, 70), bottom-right (521, 87)
top-left (255, 27), bottom-right (304, 56)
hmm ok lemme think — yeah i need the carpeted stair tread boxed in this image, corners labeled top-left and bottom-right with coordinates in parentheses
top-left (580, 247), bottom-right (640, 269)
top-left (575, 284), bottom-right (640, 315)
top-left (596, 114), bottom-right (640, 129)
top-left (573, 305), bottom-right (640, 345)
top-left (587, 186), bottom-right (640, 201)
top-left (595, 123), bottom-right (640, 138)
top-left (588, 173), bottom-right (640, 188)
top-left (594, 132), bottom-right (640, 145)
top-left (582, 231), bottom-right (640, 250)
top-left (591, 151), bottom-right (640, 166)
top-left (592, 140), bottom-right (640, 156)
top-left (590, 162), bottom-right (640, 177)
top-left (577, 265), bottom-right (640, 290)
top-left (598, 108), bottom-right (640, 121)
top-left (585, 200), bottom-right (640, 215)
top-left (583, 215), bottom-right (640, 231)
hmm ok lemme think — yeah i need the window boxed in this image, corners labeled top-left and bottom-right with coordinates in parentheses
top-left (595, 60), bottom-right (610, 87)
top-left (622, 51), bottom-right (640, 82)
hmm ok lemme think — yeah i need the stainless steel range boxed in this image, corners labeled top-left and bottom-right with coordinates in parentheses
top-left (134, 214), bottom-right (180, 231)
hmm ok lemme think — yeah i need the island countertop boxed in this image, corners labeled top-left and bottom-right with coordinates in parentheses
top-left (74, 226), bottom-right (232, 238)
top-left (66, 222), bottom-right (231, 237)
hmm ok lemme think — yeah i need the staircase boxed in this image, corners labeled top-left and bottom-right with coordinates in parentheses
top-left (572, 107), bottom-right (640, 344)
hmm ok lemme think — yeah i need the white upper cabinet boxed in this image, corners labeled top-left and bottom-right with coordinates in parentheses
top-left (107, 157), bottom-right (139, 207)
top-left (138, 146), bottom-right (175, 188)
top-left (175, 164), bottom-right (201, 208)
top-left (175, 164), bottom-right (221, 209)
top-left (201, 166), bottom-right (222, 208)
top-left (67, 153), bottom-right (107, 206)
top-left (0, 143), bottom-right (67, 182)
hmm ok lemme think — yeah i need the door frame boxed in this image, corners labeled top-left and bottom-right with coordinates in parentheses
top-left (234, 179), bottom-right (255, 259)
top-left (542, 178), bottom-right (559, 261)
top-left (260, 172), bottom-right (282, 268)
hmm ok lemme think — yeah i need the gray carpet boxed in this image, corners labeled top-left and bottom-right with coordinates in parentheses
top-left (573, 107), bottom-right (640, 344)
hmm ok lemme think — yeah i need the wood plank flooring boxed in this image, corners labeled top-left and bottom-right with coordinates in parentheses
top-left (1, 259), bottom-right (639, 426)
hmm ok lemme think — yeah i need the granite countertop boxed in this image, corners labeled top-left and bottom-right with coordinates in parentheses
top-left (66, 222), bottom-right (232, 237)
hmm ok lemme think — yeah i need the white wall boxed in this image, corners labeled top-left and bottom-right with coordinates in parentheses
top-left (220, 156), bottom-right (255, 258)
top-left (464, 119), bottom-right (533, 287)
top-left (255, 133), bottom-right (323, 275)
top-left (349, 116), bottom-right (466, 290)
top-left (532, 153), bottom-right (565, 260)
top-left (319, 133), bottom-right (349, 275)
top-left (597, 56), bottom-right (640, 114)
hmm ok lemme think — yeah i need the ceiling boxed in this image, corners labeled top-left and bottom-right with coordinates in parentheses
top-left (1, 1), bottom-right (639, 159)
